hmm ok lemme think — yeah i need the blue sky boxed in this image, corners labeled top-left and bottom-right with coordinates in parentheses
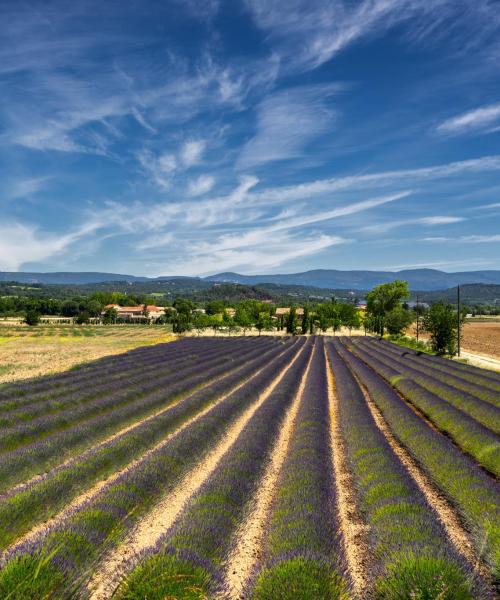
top-left (1, 0), bottom-right (500, 276)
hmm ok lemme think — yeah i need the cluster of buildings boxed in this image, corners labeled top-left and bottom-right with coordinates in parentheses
top-left (103, 304), bottom-right (167, 321)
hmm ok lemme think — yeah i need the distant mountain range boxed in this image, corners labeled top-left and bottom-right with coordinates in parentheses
top-left (2, 268), bottom-right (500, 290)
top-left (2, 268), bottom-right (500, 291)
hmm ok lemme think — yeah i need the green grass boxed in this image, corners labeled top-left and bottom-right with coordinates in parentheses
top-left (252, 557), bottom-right (349, 600)
top-left (375, 554), bottom-right (474, 600)
top-left (115, 554), bottom-right (210, 599)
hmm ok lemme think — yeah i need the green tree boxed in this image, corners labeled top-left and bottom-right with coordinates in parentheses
top-left (235, 307), bottom-right (253, 335)
top-left (256, 312), bottom-right (273, 336)
top-left (286, 307), bottom-right (298, 334)
top-left (173, 313), bottom-right (192, 334)
top-left (24, 310), bottom-right (41, 326)
top-left (192, 313), bottom-right (211, 335)
top-left (61, 300), bottom-right (80, 317)
top-left (85, 299), bottom-right (103, 317)
top-left (102, 307), bottom-right (117, 324)
top-left (301, 306), bottom-right (309, 334)
top-left (75, 311), bottom-right (91, 325)
top-left (423, 301), bottom-right (463, 355)
top-left (206, 300), bottom-right (225, 315)
top-left (385, 306), bottom-right (413, 335)
top-left (366, 280), bottom-right (409, 335)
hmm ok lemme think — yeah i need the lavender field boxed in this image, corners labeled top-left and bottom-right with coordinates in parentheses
top-left (0, 335), bottom-right (498, 599)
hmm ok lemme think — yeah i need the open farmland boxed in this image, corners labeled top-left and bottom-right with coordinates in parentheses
top-left (0, 336), bottom-right (498, 599)
top-left (0, 323), bottom-right (175, 384)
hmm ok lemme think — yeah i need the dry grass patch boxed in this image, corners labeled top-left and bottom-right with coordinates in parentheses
top-left (0, 324), bottom-right (175, 383)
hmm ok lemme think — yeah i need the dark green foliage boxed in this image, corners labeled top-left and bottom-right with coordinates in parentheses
top-left (24, 310), bottom-right (40, 326)
top-left (384, 307), bottom-right (413, 335)
top-left (366, 280), bottom-right (409, 335)
top-left (423, 301), bottom-right (462, 355)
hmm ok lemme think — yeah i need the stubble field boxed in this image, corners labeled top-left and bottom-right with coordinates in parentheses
top-left (0, 323), bottom-right (175, 384)
top-left (0, 335), bottom-right (498, 599)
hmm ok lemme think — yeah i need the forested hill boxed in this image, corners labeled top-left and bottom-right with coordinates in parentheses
top-left (411, 284), bottom-right (500, 305)
top-left (2, 268), bottom-right (500, 290)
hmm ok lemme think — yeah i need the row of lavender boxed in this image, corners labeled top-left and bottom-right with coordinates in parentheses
top-left (0, 339), bottom-right (294, 550)
top-left (250, 339), bottom-right (346, 599)
top-left (0, 336), bottom-right (237, 406)
top-left (352, 338), bottom-right (500, 429)
top-left (0, 337), bottom-right (270, 442)
top-left (329, 340), bottom-right (478, 599)
top-left (345, 337), bottom-right (500, 477)
top-left (378, 339), bottom-right (500, 391)
top-left (335, 338), bottom-right (500, 585)
top-left (107, 337), bottom-right (483, 600)
top-left (0, 338), bottom-right (305, 598)
top-left (0, 340), bottom-right (212, 423)
top-left (114, 338), bottom-right (318, 599)
top-left (0, 338), bottom-right (279, 493)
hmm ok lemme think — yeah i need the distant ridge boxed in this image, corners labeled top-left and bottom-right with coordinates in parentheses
top-left (2, 268), bottom-right (500, 291)
top-left (205, 269), bottom-right (500, 291)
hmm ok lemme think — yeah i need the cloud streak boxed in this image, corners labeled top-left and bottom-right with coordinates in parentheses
top-left (437, 103), bottom-right (500, 136)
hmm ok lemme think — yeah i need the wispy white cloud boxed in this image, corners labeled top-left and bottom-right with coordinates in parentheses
top-left (0, 221), bottom-right (99, 271)
top-left (180, 140), bottom-right (206, 167)
top-left (7, 177), bottom-right (50, 200)
top-left (166, 231), bottom-right (347, 276)
top-left (244, 0), bottom-right (500, 72)
top-left (188, 174), bottom-right (216, 196)
top-left (238, 85), bottom-right (340, 168)
top-left (361, 215), bottom-right (464, 234)
top-left (420, 234), bottom-right (500, 243)
top-left (381, 258), bottom-right (495, 270)
top-left (478, 202), bottom-right (500, 209)
top-left (249, 155), bottom-right (500, 206)
top-left (436, 103), bottom-right (500, 136)
top-left (137, 139), bottom-right (208, 189)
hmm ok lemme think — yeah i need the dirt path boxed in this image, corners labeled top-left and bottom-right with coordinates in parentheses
top-left (86, 342), bottom-right (307, 600)
top-left (3, 350), bottom-right (286, 558)
top-left (456, 350), bottom-right (500, 373)
top-left (325, 347), bottom-right (371, 596)
top-left (352, 366), bottom-right (487, 578)
top-left (219, 341), bottom-right (315, 600)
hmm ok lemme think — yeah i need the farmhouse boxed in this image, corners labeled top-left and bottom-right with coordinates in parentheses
top-left (103, 304), bottom-right (166, 321)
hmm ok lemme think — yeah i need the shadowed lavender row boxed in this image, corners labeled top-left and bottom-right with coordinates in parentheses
top-left (0, 338), bottom-right (281, 492)
top-left (0, 338), bottom-right (271, 452)
top-left (0, 336), bottom-right (258, 410)
top-left (0, 338), bottom-right (293, 550)
top-left (0, 338), bottom-right (306, 599)
top-left (0, 338), bottom-right (256, 427)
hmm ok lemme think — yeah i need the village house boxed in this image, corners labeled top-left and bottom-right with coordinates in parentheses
top-left (103, 304), bottom-right (166, 321)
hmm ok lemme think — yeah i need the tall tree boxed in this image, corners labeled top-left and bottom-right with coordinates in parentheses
top-left (366, 280), bottom-right (409, 335)
top-left (423, 301), bottom-right (464, 355)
